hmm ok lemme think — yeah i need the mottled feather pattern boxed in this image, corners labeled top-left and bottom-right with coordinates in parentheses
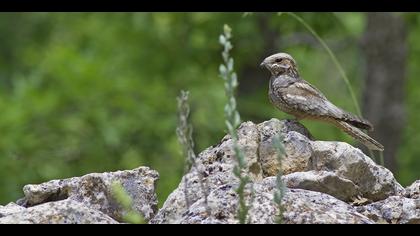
top-left (334, 120), bottom-right (383, 151)
top-left (271, 75), bottom-right (373, 129)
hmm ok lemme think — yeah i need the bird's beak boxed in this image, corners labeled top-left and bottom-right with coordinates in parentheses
top-left (260, 61), bottom-right (266, 68)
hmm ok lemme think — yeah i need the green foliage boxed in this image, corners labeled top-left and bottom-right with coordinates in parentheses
top-left (111, 181), bottom-right (145, 224)
top-left (0, 13), bottom-right (238, 204)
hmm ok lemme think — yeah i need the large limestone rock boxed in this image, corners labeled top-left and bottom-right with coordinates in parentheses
top-left (151, 119), bottom-right (409, 224)
top-left (1, 166), bottom-right (159, 224)
top-left (0, 200), bottom-right (118, 224)
top-left (309, 140), bottom-right (404, 201)
top-left (20, 166), bottom-right (158, 221)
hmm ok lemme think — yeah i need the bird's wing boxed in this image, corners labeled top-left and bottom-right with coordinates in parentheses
top-left (274, 79), bottom-right (344, 118)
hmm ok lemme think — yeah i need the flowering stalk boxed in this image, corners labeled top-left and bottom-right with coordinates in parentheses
top-left (219, 24), bottom-right (250, 224)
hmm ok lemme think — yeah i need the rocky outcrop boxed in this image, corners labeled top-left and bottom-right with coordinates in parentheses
top-left (0, 200), bottom-right (118, 224)
top-left (0, 119), bottom-right (418, 224)
top-left (151, 119), bottom-right (415, 224)
top-left (0, 166), bottom-right (159, 224)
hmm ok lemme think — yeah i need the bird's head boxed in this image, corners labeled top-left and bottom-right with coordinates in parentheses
top-left (260, 52), bottom-right (299, 77)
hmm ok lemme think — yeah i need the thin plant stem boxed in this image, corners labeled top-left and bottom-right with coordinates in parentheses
top-left (219, 24), bottom-right (251, 224)
top-left (176, 90), bottom-right (211, 217)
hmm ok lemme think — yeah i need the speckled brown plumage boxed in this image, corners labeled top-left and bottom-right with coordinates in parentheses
top-left (261, 52), bottom-right (384, 151)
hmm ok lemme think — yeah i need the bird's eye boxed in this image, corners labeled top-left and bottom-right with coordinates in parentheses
top-left (275, 58), bottom-right (282, 63)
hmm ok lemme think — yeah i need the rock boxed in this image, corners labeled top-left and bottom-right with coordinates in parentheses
top-left (153, 177), bottom-right (373, 224)
top-left (152, 119), bottom-right (409, 224)
top-left (229, 119), bottom-right (403, 203)
top-left (405, 180), bottom-right (420, 199)
top-left (226, 121), bottom-right (263, 181)
top-left (20, 166), bottom-right (159, 222)
top-left (280, 188), bottom-right (372, 224)
top-left (282, 170), bottom-right (360, 202)
top-left (0, 203), bottom-right (25, 217)
top-left (150, 121), bottom-right (265, 223)
top-left (309, 140), bottom-right (404, 201)
top-left (357, 196), bottom-right (420, 224)
top-left (257, 119), bottom-right (313, 176)
top-left (151, 119), bottom-right (314, 223)
top-left (0, 199), bottom-right (118, 224)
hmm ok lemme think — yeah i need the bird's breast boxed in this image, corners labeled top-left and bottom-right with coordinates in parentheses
top-left (268, 89), bottom-right (295, 114)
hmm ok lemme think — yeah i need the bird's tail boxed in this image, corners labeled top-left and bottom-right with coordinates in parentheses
top-left (341, 112), bottom-right (374, 131)
top-left (333, 120), bottom-right (384, 151)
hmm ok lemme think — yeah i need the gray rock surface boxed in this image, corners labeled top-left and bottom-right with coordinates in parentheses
top-left (21, 166), bottom-right (158, 221)
top-left (153, 177), bottom-right (373, 224)
top-left (405, 180), bottom-right (420, 199)
top-left (151, 119), bottom-right (409, 224)
top-left (282, 170), bottom-right (360, 202)
top-left (309, 140), bottom-right (404, 201)
top-left (0, 166), bottom-right (159, 224)
top-left (357, 196), bottom-right (420, 224)
top-left (0, 203), bottom-right (25, 217)
top-left (0, 199), bottom-right (118, 224)
top-left (257, 119), bottom-right (313, 176)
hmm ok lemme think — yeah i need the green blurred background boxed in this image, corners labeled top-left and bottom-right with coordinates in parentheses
top-left (0, 12), bottom-right (418, 205)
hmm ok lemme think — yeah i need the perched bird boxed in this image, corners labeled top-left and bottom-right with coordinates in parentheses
top-left (260, 52), bottom-right (384, 151)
